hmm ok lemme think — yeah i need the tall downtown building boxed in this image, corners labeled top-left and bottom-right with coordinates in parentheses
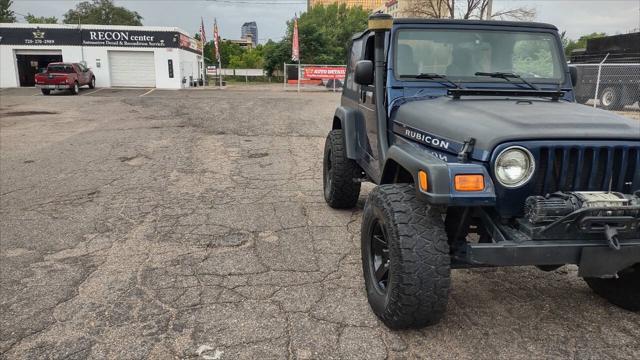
top-left (241, 21), bottom-right (258, 46)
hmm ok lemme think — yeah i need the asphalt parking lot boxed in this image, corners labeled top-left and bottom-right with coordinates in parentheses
top-left (1, 86), bottom-right (639, 359)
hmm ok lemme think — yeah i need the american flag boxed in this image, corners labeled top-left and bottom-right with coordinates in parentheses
top-left (199, 17), bottom-right (206, 44)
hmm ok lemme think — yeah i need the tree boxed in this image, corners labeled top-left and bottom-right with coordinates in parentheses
top-left (407, 0), bottom-right (535, 21)
top-left (25, 13), bottom-right (58, 24)
top-left (228, 47), bottom-right (264, 69)
top-left (262, 39), bottom-right (290, 76)
top-left (0, 0), bottom-right (16, 22)
top-left (63, 0), bottom-right (142, 26)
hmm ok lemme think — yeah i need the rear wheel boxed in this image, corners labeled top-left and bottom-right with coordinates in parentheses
top-left (89, 77), bottom-right (95, 89)
top-left (70, 81), bottom-right (79, 95)
top-left (41, 89), bottom-right (50, 95)
top-left (323, 129), bottom-right (362, 209)
top-left (361, 184), bottom-right (451, 329)
top-left (599, 86), bottom-right (623, 110)
top-left (585, 264), bottom-right (640, 311)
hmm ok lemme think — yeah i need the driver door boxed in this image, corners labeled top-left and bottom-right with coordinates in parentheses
top-left (358, 34), bottom-right (380, 180)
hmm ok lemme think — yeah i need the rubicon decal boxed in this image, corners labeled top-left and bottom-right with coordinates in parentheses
top-left (404, 128), bottom-right (450, 149)
top-left (393, 121), bottom-right (462, 153)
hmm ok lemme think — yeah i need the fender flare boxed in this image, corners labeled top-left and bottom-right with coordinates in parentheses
top-left (383, 138), bottom-right (496, 206)
top-left (332, 106), bottom-right (366, 160)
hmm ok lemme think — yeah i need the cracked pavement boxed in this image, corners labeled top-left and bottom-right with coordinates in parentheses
top-left (1, 86), bottom-right (639, 359)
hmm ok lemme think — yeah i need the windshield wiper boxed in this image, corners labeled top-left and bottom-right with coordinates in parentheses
top-left (474, 71), bottom-right (539, 91)
top-left (399, 73), bottom-right (462, 89)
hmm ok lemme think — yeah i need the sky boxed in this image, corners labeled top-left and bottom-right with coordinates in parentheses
top-left (9, 0), bottom-right (640, 42)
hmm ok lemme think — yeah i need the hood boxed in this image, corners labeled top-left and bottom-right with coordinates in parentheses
top-left (392, 96), bottom-right (640, 160)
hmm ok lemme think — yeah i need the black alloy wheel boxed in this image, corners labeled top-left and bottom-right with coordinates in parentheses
top-left (369, 219), bottom-right (390, 293)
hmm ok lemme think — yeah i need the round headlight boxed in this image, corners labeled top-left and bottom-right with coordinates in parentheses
top-left (494, 146), bottom-right (535, 188)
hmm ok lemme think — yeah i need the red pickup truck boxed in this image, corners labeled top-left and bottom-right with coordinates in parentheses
top-left (35, 62), bottom-right (95, 95)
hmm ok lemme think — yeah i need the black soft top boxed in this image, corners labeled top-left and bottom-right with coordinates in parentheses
top-left (352, 19), bottom-right (557, 40)
top-left (393, 18), bottom-right (557, 30)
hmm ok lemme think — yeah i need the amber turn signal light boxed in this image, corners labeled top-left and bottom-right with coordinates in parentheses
top-left (454, 174), bottom-right (484, 192)
top-left (418, 170), bottom-right (428, 192)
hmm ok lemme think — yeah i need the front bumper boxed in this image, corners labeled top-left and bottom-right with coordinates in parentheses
top-left (454, 205), bottom-right (640, 277)
top-left (461, 239), bottom-right (640, 278)
top-left (36, 84), bottom-right (71, 89)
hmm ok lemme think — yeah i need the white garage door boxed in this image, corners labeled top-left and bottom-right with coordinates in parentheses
top-left (109, 51), bottom-right (156, 87)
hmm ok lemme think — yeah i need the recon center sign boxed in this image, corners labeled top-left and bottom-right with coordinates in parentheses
top-left (0, 27), bottom-right (191, 50)
top-left (85, 31), bottom-right (162, 47)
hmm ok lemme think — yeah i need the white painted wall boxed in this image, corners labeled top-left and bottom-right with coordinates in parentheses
top-left (0, 44), bottom-right (199, 89)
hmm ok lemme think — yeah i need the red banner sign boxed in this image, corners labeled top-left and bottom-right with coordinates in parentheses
top-left (303, 67), bottom-right (346, 80)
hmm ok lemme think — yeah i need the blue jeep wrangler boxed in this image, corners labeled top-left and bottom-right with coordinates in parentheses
top-left (323, 14), bottom-right (640, 329)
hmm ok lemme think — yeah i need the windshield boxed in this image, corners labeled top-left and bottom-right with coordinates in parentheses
top-left (394, 29), bottom-right (564, 83)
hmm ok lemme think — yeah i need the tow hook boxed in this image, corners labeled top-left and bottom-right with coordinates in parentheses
top-left (604, 225), bottom-right (621, 250)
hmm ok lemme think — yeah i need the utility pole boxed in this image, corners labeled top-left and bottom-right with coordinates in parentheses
top-left (485, 0), bottom-right (493, 20)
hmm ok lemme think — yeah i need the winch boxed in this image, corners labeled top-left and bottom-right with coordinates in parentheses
top-left (525, 192), bottom-right (634, 224)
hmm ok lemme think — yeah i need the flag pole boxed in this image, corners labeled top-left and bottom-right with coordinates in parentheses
top-left (297, 58), bottom-right (301, 93)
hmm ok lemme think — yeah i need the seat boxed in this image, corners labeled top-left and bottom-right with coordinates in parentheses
top-left (397, 44), bottom-right (419, 76)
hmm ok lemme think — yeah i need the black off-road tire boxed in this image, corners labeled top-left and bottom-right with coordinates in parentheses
top-left (599, 86), bottom-right (623, 110)
top-left (89, 77), bottom-right (96, 89)
top-left (323, 129), bottom-right (361, 209)
top-left (361, 184), bottom-right (451, 329)
top-left (41, 89), bottom-right (50, 95)
top-left (584, 264), bottom-right (640, 311)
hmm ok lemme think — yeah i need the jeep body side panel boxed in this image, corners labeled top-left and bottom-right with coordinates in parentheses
top-left (384, 136), bottom-right (496, 206)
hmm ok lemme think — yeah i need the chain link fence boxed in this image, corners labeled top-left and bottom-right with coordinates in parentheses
top-left (283, 64), bottom-right (346, 92)
top-left (570, 63), bottom-right (640, 114)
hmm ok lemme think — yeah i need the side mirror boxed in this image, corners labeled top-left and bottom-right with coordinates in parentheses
top-left (354, 60), bottom-right (374, 86)
top-left (569, 66), bottom-right (578, 87)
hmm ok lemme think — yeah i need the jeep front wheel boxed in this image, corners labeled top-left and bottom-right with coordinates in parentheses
top-left (584, 264), bottom-right (640, 311)
top-left (323, 129), bottom-right (361, 208)
top-left (361, 184), bottom-right (451, 329)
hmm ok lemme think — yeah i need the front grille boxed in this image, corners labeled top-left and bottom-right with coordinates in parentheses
top-left (532, 145), bottom-right (639, 195)
top-left (492, 141), bottom-right (640, 218)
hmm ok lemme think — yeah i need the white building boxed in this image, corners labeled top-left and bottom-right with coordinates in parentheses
top-left (0, 23), bottom-right (203, 89)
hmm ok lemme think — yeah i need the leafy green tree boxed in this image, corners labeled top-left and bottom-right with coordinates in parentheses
top-left (25, 13), bottom-right (58, 24)
top-left (0, 0), bottom-right (16, 22)
top-left (262, 39), bottom-right (290, 76)
top-left (228, 47), bottom-right (264, 69)
top-left (218, 40), bottom-right (243, 67)
top-left (63, 0), bottom-right (142, 25)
